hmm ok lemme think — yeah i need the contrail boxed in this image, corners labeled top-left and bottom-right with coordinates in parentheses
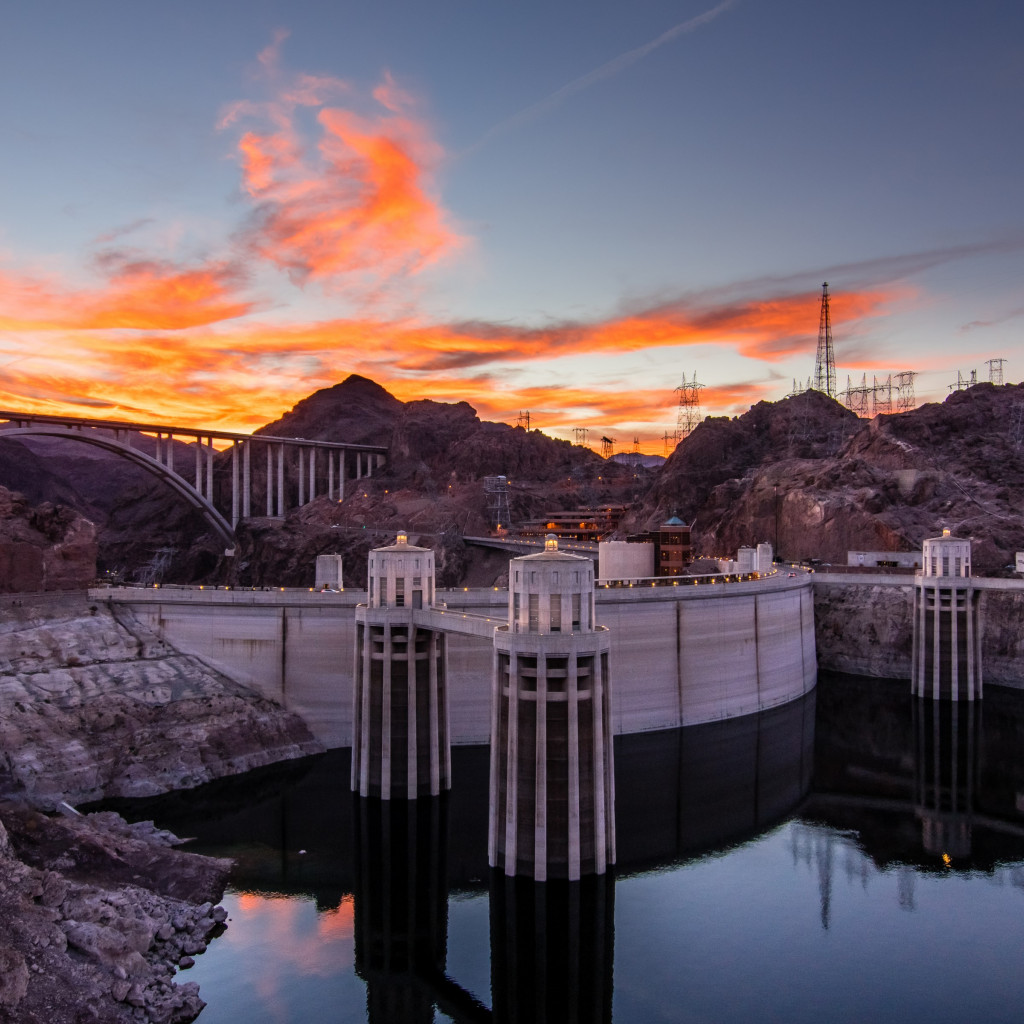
top-left (464, 0), bottom-right (738, 156)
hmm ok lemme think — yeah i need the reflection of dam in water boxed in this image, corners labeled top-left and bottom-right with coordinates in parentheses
top-left (99, 676), bottom-right (1024, 1024)
top-left (121, 686), bottom-right (818, 895)
top-left (105, 689), bottom-right (816, 1023)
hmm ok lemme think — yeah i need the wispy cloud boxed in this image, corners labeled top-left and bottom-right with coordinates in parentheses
top-left (960, 306), bottom-right (1024, 331)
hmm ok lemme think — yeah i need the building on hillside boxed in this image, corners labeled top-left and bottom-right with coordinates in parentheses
top-left (654, 515), bottom-right (692, 576)
top-left (517, 505), bottom-right (628, 542)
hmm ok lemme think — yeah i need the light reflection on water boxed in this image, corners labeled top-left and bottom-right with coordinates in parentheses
top-left (113, 676), bottom-right (1024, 1024)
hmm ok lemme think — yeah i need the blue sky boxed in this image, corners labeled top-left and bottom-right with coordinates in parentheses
top-left (1, 1), bottom-right (1022, 448)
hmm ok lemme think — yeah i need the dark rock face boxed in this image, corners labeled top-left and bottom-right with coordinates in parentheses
top-left (0, 803), bottom-right (232, 1024)
top-left (0, 487), bottom-right (98, 592)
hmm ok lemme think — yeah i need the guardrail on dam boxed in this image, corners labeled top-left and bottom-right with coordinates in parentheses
top-left (90, 573), bottom-right (817, 748)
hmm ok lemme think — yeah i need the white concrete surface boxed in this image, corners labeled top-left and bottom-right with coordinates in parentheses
top-left (91, 572), bottom-right (818, 748)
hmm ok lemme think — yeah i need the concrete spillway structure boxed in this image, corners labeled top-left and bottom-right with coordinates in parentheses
top-left (490, 536), bottom-right (615, 881)
top-left (352, 532), bottom-right (451, 798)
top-left (912, 530), bottom-right (982, 701)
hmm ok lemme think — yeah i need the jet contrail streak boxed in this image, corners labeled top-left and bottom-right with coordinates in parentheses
top-left (465, 0), bottom-right (738, 155)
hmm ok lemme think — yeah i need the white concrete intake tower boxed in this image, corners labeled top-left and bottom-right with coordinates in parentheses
top-left (489, 535), bottom-right (616, 880)
top-left (351, 531), bottom-right (451, 797)
top-left (912, 529), bottom-right (982, 701)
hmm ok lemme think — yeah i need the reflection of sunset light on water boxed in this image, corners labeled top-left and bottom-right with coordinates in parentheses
top-left (210, 891), bottom-right (356, 1024)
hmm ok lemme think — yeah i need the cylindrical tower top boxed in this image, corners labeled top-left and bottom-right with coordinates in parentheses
top-left (508, 535), bottom-right (596, 634)
top-left (921, 531), bottom-right (972, 578)
top-left (367, 530), bottom-right (435, 609)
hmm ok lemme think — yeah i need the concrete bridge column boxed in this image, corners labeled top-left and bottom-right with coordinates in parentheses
top-left (340, 452), bottom-right (346, 502)
top-left (328, 452), bottom-right (335, 500)
top-left (276, 444), bottom-right (285, 516)
top-left (308, 448), bottom-right (316, 501)
top-left (205, 437), bottom-right (214, 503)
top-left (243, 441), bottom-right (251, 518)
top-left (231, 443), bottom-right (240, 529)
top-left (266, 446), bottom-right (274, 516)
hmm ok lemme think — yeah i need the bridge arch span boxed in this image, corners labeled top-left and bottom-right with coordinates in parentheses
top-left (1, 426), bottom-right (234, 545)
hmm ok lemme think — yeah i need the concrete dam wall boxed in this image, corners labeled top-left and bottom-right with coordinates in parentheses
top-left (92, 575), bottom-right (817, 748)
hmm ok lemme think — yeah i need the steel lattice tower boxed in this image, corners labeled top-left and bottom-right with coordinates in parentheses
top-left (674, 372), bottom-right (705, 440)
top-left (813, 282), bottom-right (837, 399)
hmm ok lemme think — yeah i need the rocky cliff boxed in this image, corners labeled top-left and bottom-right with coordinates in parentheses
top-left (814, 578), bottom-right (1024, 688)
top-left (0, 594), bottom-right (322, 810)
top-left (0, 486), bottom-right (98, 593)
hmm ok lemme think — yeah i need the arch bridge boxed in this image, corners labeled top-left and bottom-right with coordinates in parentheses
top-left (0, 410), bottom-right (387, 547)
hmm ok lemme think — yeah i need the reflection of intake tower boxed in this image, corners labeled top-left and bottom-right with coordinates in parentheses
top-left (352, 532), bottom-right (450, 798)
top-left (490, 536), bottom-right (615, 880)
top-left (912, 530), bottom-right (982, 701)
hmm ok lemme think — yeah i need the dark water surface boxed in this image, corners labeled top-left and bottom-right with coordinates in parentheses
top-left (116, 675), bottom-right (1024, 1023)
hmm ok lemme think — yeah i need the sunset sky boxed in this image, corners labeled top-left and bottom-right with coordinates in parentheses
top-left (2, 1), bottom-right (1022, 452)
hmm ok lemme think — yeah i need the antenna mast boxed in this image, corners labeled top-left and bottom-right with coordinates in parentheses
top-left (813, 282), bottom-right (837, 399)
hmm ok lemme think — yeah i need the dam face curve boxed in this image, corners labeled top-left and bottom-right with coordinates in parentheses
top-left (92, 574), bottom-right (817, 748)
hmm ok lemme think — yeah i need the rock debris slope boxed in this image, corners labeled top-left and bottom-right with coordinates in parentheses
top-left (0, 595), bottom-right (322, 810)
top-left (0, 803), bottom-right (232, 1023)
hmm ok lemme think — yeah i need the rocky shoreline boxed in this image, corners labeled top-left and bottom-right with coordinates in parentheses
top-left (0, 593), bottom-right (328, 1022)
top-left (0, 803), bottom-right (231, 1023)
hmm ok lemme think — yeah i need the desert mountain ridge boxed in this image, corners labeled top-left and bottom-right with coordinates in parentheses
top-left (2, 375), bottom-right (1024, 585)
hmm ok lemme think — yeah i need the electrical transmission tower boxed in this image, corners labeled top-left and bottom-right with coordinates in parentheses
top-left (674, 372), bottom-right (705, 440)
top-left (842, 374), bottom-right (871, 417)
top-left (483, 476), bottom-right (512, 528)
top-left (987, 358), bottom-right (1006, 385)
top-left (894, 371), bottom-right (917, 413)
top-left (517, 410), bottom-right (531, 430)
top-left (872, 374), bottom-right (893, 416)
top-left (573, 427), bottom-right (589, 447)
top-left (662, 431), bottom-right (675, 457)
top-left (813, 282), bottom-right (837, 399)
top-left (600, 436), bottom-right (615, 459)
top-left (949, 370), bottom-right (978, 393)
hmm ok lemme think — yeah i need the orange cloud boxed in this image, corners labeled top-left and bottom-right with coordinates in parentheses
top-left (0, 283), bottom-right (899, 435)
top-left (0, 258), bottom-right (253, 332)
top-left (222, 65), bottom-right (464, 293)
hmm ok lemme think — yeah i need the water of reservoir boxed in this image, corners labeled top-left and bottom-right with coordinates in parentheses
top-left (115, 674), bottom-right (1024, 1023)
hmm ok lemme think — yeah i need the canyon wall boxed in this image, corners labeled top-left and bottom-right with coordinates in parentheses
top-left (814, 575), bottom-right (1024, 689)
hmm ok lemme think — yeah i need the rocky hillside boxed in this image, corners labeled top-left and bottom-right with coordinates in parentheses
top-left (647, 384), bottom-right (1024, 573)
top-left (0, 594), bottom-right (322, 810)
top-left (6, 378), bottom-right (1024, 584)
top-left (0, 486), bottom-right (98, 592)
